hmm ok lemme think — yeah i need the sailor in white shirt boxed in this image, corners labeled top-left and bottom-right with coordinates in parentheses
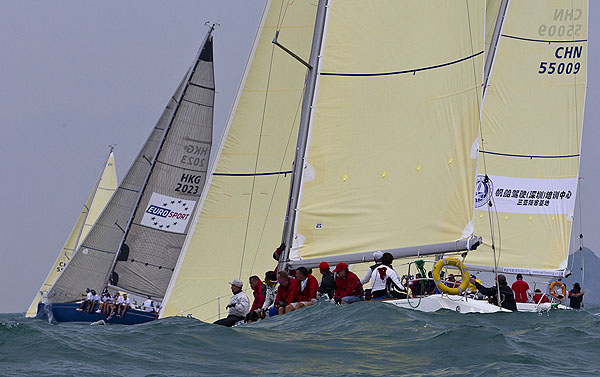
top-left (213, 279), bottom-right (249, 327)
top-left (360, 251), bottom-right (385, 285)
top-left (76, 288), bottom-right (92, 311)
top-left (88, 290), bottom-right (100, 313)
top-left (143, 297), bottom-right (155, 312)
top-left (118, 294), bottom-right (131, 317)
top-left (107, 292), bottom-right (122, 319)
top-left (368, 253), bottom-right (405, 300)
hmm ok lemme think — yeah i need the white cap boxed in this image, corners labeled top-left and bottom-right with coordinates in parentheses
top-left (229, 279), bottom-right (243, 288)
top-left (373, 251), bottom-right (384, 261)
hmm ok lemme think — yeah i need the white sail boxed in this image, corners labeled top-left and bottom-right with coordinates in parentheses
top-left (47, 33), bottom-right (215, 303)
top-left (160, 0), bottom-right (317, 321)
top-left (289, 1), bottom-right (485, 263)
top-left (467, 0), bottom-right (588, 276)
top-left (26, 151), bottom-right (117, 317)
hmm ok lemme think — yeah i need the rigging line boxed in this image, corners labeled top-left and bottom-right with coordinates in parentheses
top-left (479, 150), bottom-right (580, 159)
top-left (249, 82), bottom-right (306, 274)
top-left (501, 34), bottom-right (587, 44)
top-left (278, 0), bottom-right (292, 32)
top-left (238, 37), bottom-right (278, 279)
top-left (213, 170), bottom-right (292, 177)
top-left (320, 51), bottom-right (483, 77)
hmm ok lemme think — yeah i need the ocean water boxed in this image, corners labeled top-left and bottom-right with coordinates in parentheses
top-left (1, 302), bottom-right (599, 376)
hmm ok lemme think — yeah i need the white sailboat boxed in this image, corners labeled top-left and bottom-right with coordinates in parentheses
top-left (39, 27), bottom-right (216, 324)
top-left (26, 149), bottom-right (117, 318)
top-left (161, 0), bottom-right (588, 320)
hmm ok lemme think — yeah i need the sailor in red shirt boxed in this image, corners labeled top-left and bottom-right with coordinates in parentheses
top-left (511, 274), bottom-right (531, 303)
top-left (532, 288), bottom-right (550, 304)
top-left (333, 262), bottom-right (364, 304)
top-left (285, 267), bottom-right (319, 313)
top-left (249, 275), bottom-right (266, 312)
top-left (274, 271), bottom-right (299, 315)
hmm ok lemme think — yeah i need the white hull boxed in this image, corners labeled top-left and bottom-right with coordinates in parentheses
top-left (382, 294), bottom-right (570, 313)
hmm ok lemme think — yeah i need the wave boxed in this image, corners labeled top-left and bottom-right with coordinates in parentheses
top-left (2, 302), bottom-right (600, 376)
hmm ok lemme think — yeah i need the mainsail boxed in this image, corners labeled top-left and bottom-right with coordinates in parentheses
top-left (47, 31), bottom-right (215, 303)
top-left (160, 0), bottom-right (317, 321)
top-left (285, 0), bottom-right (485, 267)
top-left (25, 151), bottom-right (117, 317)
top-left (467, 0), bottom-right (588, 276)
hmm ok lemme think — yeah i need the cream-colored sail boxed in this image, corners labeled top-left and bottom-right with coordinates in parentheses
top-left (160, 0), bottom-right (317, 321)
top-left (290, 1), bottom-right (485, 262)
top-left (468, 1), bottom-right (588, 275)
top-left (26, 152), bottom-right (117, 317)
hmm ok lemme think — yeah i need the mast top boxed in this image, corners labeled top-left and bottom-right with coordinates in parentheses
top-left (204, 21), bottom-right (220, 35)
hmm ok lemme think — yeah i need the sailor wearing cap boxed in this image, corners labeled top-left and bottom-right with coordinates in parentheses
top-left (213, 279), bottom-right (250, 327)
top-left (360, 251), bottom-right (386, 285)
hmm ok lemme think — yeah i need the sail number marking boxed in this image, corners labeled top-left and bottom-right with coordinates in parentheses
top-left (538, 46), bottom-right (582, 75)
top-left (181, 144), bottom-right (208, 167)
top-left (175, 173), bottom-right (202, 194)
top-left (538, 8), bottom-right (583, 37)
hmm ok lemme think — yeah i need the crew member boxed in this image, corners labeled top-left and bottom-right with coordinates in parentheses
top-left (317, 262), bottom-right (335, 299)
top-left (360, 251), bottom-right (384, 285)
top-left (532, 288), bottom-right (550, 304)
top-left (368, 253), bottom-right (404, 300)
top-left (568, 282), bottom-right (585, 309)
top-left (214, 279), bottom-right (250, 327)
top-left (286, 267), bottom-right (319, 313)
top-left (274, 271), bottom-right (299, 315)
top-left (470, 275), bottom-right (517, 311)
top-left (333, 262), bottom-right (364, 304)
top-left (511, 273), bottom-right (531, 303)
top-left (260, 271), bottom-right (279, 317)
top-left (249, 275), bottom-right (266, 312)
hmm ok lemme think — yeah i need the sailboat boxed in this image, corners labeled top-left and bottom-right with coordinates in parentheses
top-left (26, 149), bottom-right (117, 318)
top-left (37, 27), bottom-right (216, 324)
top-left (161, 0), bottom-right (587, 320)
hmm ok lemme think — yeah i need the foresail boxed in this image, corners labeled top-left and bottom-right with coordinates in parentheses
top-left (47, 73), bottom-right (187, 303)
top-left (468, 0), bottom-right (588, 275)
top-left (26, 152), bottom-right (117, 316)
top-left (112, 36), bottom-right (215, 298)
top-left (160, 0), bottom-right (317, 321)
top-left (291, 0), bottom-right (485, 261)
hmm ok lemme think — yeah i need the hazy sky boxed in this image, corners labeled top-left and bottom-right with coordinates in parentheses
top-left (1, 1), bottom-right (599, 314)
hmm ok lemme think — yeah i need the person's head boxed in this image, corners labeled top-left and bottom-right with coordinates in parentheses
top-left (574, 282), bottom-right (581, 290)
top-left (318, 261), bottom-right (330, 274)
top-left (123, 294), bottom-right (128, 299)
top-left (265, 271), bottom-right (277, 287)
top-left (249, 275), bottom-right (260, 290)
top-left (115, 292), bottom-right (120, 297)
top-left (448, 274), bottom-right (455, 282)
top-left (516, 273), bottom-right (523, 280)
top-left (373, 251), bottom-right (384, 263)
top-left (381, 252), bottom-right (394, 266)
top-left (91, 290), bottom-right (96, 295)
top-left (85, 288), bottom-right (91, 293)
top-left (534, 289), bottom-right (542, 293)
top-left (229, 279), bottom-right (243, 293)
top-left (333, 262), bottom-right (349, 278)
top-left (416, 273), bottom-right (422, 279)
top-left (497, 274), bottom-right (507, 286)
top-left (277, 271), bottom-right (290, 286)
top-left (296, 267), bottom-right (309, 281)
top-left (428, 271), bottom-right (433, 278)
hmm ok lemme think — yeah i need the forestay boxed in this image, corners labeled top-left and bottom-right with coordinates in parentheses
top-left (468, 0), bottom-right (588, 275)
top-left (26, 152), bottom-right (117, 317)
top-left (160, 0), bottom-right (317, 321)
top-left (290, 1), bottom-right (485, 262)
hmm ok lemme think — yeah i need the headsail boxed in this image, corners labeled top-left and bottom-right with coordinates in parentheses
top-left (26, 151), bottom-right (117, 317)
top-left (287, 1), bottom-right (485, 265)
top-left (47, 31), bottom-right (215, 303)
top-left (467, 0), bottom-right (588, 276)
top-left (160, 0), bottom-right (317, 321)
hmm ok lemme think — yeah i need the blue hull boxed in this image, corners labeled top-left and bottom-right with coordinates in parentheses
top-left (36, 302), bottom-right (157, 325)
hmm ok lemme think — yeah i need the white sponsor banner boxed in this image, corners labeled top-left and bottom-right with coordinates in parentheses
top-left (141, 192), bottom-right (196, 234)
top-left (474, 175), bottom-right (577, 215)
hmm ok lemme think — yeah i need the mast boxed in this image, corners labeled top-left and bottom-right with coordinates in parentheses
top-left (104, 25), bottom-right (216, 289)
top-left (279, 0), bottom-right (329, 271)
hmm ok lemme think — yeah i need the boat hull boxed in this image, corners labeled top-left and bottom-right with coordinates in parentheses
top-left (382, 294), bottom-right (570, 313)
top-left (36, 302), bottom-right (157, 325)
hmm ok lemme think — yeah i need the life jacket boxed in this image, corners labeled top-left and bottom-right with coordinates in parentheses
top-left (298, 275), bottom-right (319, 302)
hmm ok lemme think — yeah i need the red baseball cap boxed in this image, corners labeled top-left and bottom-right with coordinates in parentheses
top-left (333, 262), bottom-right (348, 273)
top-left (318, 261), bottom-right (330, 270)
